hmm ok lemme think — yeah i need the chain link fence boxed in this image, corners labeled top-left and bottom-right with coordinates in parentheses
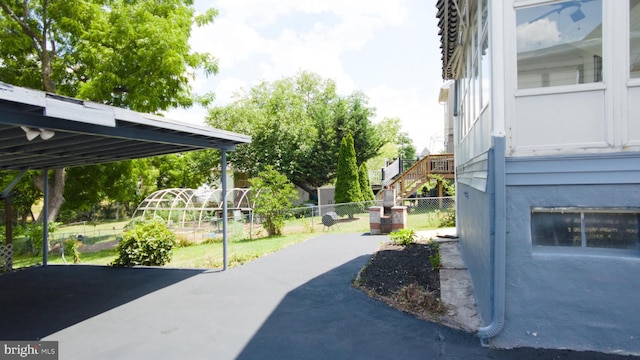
top-left (3, 197), bottom-right (456, 256)
top-left (168, 197), bottom-right (456, 243)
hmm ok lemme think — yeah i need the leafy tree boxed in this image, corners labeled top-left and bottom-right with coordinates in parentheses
top-left (60, 149), bottom-right (221, 222)
top-left (397, 132), bottom-right (417, 160)
top-left (0, 171), bottom-right (40, 226)
top-left (62, 160), bottom-right (143, 219)
top-left (334, 134), bottom-right (362, 218)
top-left (250, 166), bottom-right (297, 237)
top-left (149, 150), bottom-right (219, 190)
top-left (367, 117), bottom-right (417, 170)
top-left (340, 92), bottom-right (383, 166)
top-left (358, 162), bottom-right (375, 203)
top-left (0, 0), bottom-right (219, 222)
top-left (208, 71), bottom-right (383, 191)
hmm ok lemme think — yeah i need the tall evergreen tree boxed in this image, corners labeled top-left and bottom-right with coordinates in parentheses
top-left (334, 134), bottom-right (362, 218)
top-left (358, 162), bottom-right (375, 203)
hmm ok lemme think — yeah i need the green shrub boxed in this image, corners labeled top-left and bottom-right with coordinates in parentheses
top-left (440, 208), bottom-right (456, 227)
top-left (429, 242), bottom-right (441, 269)
top-left (250, 166), bottom-right (298, 237)
top-left (58, 210), bottom-right (78, 223)
top-left (111, 219), bottom-right (177, 267)
top-left (176, 234), bottom-right (193, 248)
top-left (64, 239), bottom-right (81, 264)
top-left (389, 228), bottom-right (416, 246)
top-left (24, 222), bottom-right (60, 256)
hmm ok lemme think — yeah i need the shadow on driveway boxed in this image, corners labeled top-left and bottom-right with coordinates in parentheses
top-left (237, 256), bottom-right (638, 360)
top-left (0, 265), bottom-right (204, 340)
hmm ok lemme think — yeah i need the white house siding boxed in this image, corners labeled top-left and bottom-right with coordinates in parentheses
top-left (511, 88), bottom-right (610, 154)
top-left (627, 85), bottom-right (640, 146)
top-left (456, 105), bottom-right (493, 169)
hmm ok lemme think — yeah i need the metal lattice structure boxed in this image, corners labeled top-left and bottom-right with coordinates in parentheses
top-left (0, 244), bottom-right (12, 272)
top-left (132, 187), bottom-right (252, 228)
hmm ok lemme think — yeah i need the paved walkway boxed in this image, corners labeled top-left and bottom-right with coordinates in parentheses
top-left (1, 233), bottom-right (638, 359)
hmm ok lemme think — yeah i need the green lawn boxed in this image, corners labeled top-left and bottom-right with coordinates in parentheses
top-left (167, 233), bottom-right (314, 268)
top-left (10, 208), bottom-right (449, 270)
top-left (53, 220), bottom-right (130, 244)
top-left (12, 233), bottom-right (315, 270)
top-left (13, 249), bottom-right (118, 268)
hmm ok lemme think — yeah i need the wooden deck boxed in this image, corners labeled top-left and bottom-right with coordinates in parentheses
top-left (385, 154), bottom-right (454, 198)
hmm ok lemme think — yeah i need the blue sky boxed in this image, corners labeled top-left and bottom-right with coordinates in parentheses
top-left (165, 0), bottom-right (446, 153)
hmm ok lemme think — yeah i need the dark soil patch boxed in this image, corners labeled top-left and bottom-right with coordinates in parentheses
top-left (355, 241), bottom-right (446, 321)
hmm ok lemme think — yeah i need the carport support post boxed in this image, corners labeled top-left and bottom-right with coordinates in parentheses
top-left (42, 168), bottom-right (49, 266)
top-left (222, 150), bottom-right (228, 271)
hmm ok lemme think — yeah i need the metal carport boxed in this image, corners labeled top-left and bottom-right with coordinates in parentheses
top-left (0, 81), bottom-right (251, 270)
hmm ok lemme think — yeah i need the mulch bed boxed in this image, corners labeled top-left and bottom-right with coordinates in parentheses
top-left (355, 241), bottom-right (446, 321)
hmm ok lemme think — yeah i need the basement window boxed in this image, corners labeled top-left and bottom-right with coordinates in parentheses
top-left (531, 208), bottom-right (640, 252)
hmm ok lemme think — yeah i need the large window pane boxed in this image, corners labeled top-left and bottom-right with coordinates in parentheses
top-left (585, 213), bottom-right (640, 249)
top-left (631, 0), bottom-right (640, 78)
top-left (531, 212), bottom-right (582, 247)
top-left (481, 31), bottom-right (490, 109)
top-left (516, 0), bottom-right (603, 89)
top-left (532, 210), bottom-right (640, 252)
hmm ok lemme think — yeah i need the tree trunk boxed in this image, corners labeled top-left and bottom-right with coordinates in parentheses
top-left (34, 168), bottom-right (65, 223)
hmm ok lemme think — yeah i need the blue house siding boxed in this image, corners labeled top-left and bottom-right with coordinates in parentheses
top-left (483, 154), bottom-right (640, 354)
top-left (506, 152), bottom-right (640, 186)
top-left (456, 150), bottom-right (493, 325)
top-left (456, 182), bottom-right (493, 324)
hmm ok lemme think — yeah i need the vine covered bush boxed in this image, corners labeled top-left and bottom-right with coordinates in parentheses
top-left (111, 219), bottom-right (177, 267)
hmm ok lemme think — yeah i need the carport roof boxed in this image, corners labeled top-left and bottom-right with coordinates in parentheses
top-left (0, 82), bottom-right (251, 170)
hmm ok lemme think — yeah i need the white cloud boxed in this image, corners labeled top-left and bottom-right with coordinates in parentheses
top-left (214, 77), bottom-right (249, 104)
top-left (180, 0), bottom-right (447, 152)
top-left (191, 0), bottom-right (408, 84)
top-left (517, 18), bottom-right (561, 52)
top-left (210, 0), bottom-right (407, 27)
top-left (163, 106), bottom-right (208, 126)
top-left (190, 18), bottom-right (265, 70)
top-left (367, 85), bottom-right (443, 152)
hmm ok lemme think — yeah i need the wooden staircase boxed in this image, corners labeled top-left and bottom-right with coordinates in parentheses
top-left (384, 154), bottom-right (454, 199)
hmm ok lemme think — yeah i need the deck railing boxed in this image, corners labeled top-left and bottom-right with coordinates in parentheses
top-left (383, 154), bottom-right (454, 198)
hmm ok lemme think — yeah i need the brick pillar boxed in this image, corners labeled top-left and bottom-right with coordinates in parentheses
top-left (380, 216), bottom-right (392, 234)
top-left (369, 206), bottom-right (382, 235)
top-left (391, 206), bottom-right (407, 232)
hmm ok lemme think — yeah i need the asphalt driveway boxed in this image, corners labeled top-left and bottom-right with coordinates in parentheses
top-left (0, 233), bottom-right (637, 359)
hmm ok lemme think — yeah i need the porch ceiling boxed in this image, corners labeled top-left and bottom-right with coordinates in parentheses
top-left (0, 82), bottom-right (251, 170)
